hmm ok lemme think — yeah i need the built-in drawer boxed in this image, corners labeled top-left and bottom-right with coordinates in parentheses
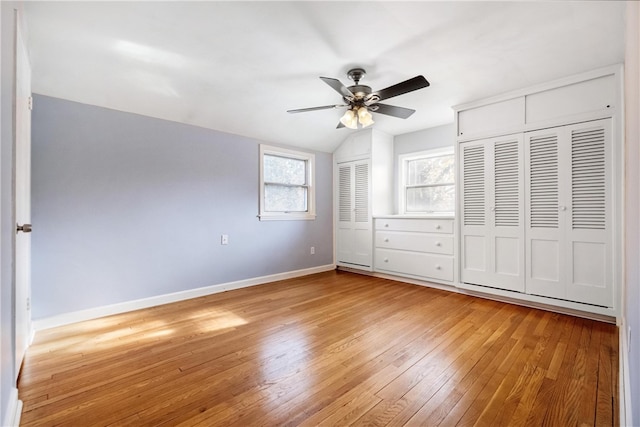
top-left (375, 218), bottom-right (453, 234)
top-left (375, 231), bottom-right (454, 255)
top-left (374, 248), bottom-right (454, 282)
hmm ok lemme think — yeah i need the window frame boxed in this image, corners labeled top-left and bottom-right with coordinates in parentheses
top-left (259, 144), bottom-right (316, 221)
top-left (399, 147), bottom-right (455, 215)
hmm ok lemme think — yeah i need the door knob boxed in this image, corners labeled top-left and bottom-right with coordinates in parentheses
top-left (17, 223), bottom-right (32, 233)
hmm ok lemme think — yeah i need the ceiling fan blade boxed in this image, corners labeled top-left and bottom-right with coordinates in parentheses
top-left (373, 75), bottom-right (430, 102)
top-left (287, 104), bottom-right (346, 113)
top-left (372, 103), bottom-right (416, 119)
top-left (320, 77), bottom-right (354, 99)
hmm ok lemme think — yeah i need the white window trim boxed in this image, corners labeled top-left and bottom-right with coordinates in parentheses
top-left (259, 144), bottom-right (316, 221)
top-left (399, 147), bottom-right (455, 215)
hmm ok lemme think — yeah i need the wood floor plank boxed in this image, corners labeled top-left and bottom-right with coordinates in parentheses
top-left (18, 271), bottom-right (618, 426)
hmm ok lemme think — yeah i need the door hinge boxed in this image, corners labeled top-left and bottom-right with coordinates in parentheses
top-left (28, 96), bottom-right (33, 110)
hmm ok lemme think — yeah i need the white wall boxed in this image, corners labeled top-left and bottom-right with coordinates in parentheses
top-left (624, 2), bottom-right (639, 424)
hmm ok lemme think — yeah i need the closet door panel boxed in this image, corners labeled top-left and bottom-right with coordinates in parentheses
top-left (460, 141), bottom-right (490, 285)
top-left (566, 120), bottom-right (612, 306)
top-left (525, 128), bottom-right (566, 299)
top-left (490, 136), bottom-right (525, 292)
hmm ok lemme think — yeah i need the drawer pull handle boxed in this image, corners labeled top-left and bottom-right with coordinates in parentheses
top-left (435, 242), bottom-right (441, 247)
top-left (384, 223), bottom-right (389, 228)
top-left (436, 225), bottom-right (441, 230)
top-left (384, 258), bottom-right (389, 263)
top-left (384, 238), bottom-right (389, 242)
top-left (436, 265), bottom-right (441, 270)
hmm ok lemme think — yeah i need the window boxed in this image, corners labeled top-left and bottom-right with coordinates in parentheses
top-left (259, 144), bottom-right (316, 220)
top-left (400, 148), bottom-right (455, 214)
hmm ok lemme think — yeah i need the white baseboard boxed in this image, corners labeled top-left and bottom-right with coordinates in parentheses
top-left (33, 264), bottom-right (336, 331)
top-left (2, 388), bottom-right (22, 427)
top-left (620, 317), bottom-right (633, 427)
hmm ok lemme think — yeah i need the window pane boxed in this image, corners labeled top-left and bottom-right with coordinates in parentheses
top-left (407, 155), bottom-right (455, 186)
top-left (264, 154), bottom-right (306, 185)
top-left (406, 185), bottom-right (455, 212)
top-left (264, 184), bottom-right (307, 212)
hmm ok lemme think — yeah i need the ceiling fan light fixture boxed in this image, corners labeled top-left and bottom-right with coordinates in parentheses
top-left (340, 108), bottom-right (358, 129)
top-left (357, 106), bottom-right (374, 127)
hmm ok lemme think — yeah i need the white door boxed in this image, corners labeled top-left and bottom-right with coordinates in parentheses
top-left (460, 134), bottom-right (525, 292)
top-left (566, 120), bottom-right (612, 306)
top-left (14, 14), bottom-right (32, 379)
top-left (525, 119), bottom-right (613, 307)
top-left (336, 159), bottom-right (371, 268)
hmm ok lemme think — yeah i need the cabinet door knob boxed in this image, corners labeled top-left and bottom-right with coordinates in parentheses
top-left (384, 258), bottom-right (389, 262)
top-left (559, 206), bottom-right (567, 211)
top-left (436, 225), bottom-right (441, 230)
top-left (435, 265), bottom-right (441, 270)
top-left (384, 223), bottom-right (389, 227)
top-left (436, 242), bottom-right (441, 247)
top-left (384, 238), bottom-right (389, 242)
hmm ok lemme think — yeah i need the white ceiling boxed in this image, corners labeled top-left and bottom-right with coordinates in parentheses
top-left (22, 1), bottom-right (626, 153)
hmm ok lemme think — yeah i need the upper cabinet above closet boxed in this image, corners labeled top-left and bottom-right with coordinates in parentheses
top-left (456, 67), bottom-right (619, 142)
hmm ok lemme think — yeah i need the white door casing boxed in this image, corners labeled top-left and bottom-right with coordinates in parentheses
top-left (14, 11), bottom-right (32, 380)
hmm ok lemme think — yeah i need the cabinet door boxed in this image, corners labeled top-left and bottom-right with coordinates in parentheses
top-left (460, 134), bottom-right (525, 292)
top-left (525, 119), bottom-right (613, 307)
top-left (336, 160), bottom-right (371, 268)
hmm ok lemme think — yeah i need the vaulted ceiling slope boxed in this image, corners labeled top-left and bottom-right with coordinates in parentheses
top-left (23, 1), bottom-right (625, 153)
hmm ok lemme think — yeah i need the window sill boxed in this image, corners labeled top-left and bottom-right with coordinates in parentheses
top-left (258, 213), bottom-right (317, 221)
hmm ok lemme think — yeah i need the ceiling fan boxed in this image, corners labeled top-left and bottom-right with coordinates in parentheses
top-left (287, 68), bottom-right (430, 129)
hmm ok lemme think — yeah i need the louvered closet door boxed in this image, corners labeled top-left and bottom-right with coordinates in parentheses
top-left (336, 159), bottom-right (371, 268)
top-left (525, 128), bottom-right (566, 299)
top-left (566, 120), bottom-right (612, 306)
top-left (525, 119), bottom-right (612, 306)
top-left (461, 134), bottom-right (525, 292)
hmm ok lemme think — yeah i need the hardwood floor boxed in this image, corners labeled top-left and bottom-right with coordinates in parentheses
top-left (18, 271), bottom-right (618, 426)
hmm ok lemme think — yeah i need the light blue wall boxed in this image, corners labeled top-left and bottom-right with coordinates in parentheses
top-left (31, 95), bottom-right (333, 320)
top-left (392, 123), bottom-right (455, 213)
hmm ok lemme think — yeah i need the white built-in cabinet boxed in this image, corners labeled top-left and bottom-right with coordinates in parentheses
top-left (334, 129), bottom-right (393, 270)
top-left (456, 65), bottom-right (621, 315)
top-left (374, 217), bottom-right (455, 283)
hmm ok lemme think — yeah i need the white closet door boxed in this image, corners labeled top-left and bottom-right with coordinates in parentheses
top-left (566, 119), bottom-right (612, 306)
top-left (336, 159), bottom-right (371, 268)
top-left (461, 140), bottom-right (489, 285)
top-left (525, 119), bottom-right (613, 307)
top-left (337, 163), bottom-right (354, 264)
top-left (525, 128), bottom-right (566, 299)
top-left (461, 134), bottom-right (525, 292)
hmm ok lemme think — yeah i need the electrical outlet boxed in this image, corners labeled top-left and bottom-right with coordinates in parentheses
top-left (310, 246), bottom-right (315, 255)
top-left (221, 234), bottom-right (229, 245)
